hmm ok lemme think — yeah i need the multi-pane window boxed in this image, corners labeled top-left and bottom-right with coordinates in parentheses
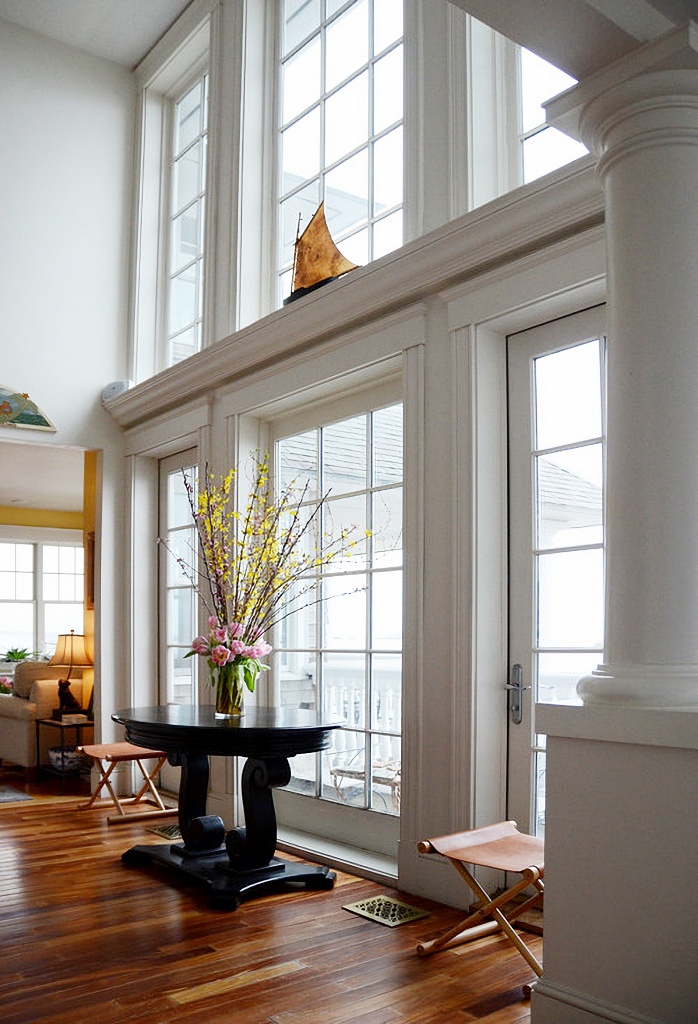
top-left (0, 542), bottom-right (84, 658)
top-left (278, 0), bottom-right (404, 303)
top-left (519, 47), bottom-right (587, 183)
top-left (166, 75), bottom-right (209, 366)
top-left (275, 403), bottom-right (403, 816)
top-left (160, 459), bottom-right (199, 704)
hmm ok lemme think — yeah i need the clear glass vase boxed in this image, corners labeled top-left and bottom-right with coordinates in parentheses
top-left (212, 662), bottom-right (244, 717)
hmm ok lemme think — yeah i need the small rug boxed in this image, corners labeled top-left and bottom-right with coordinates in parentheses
top-left (147, 823), bottom-right (182, 840)
top-left (343, 895), bottom-right (430, 928)
top-left (0, 785), bottom-right (33, 803)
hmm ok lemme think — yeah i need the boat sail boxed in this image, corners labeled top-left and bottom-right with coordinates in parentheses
top-left (284, 201), bottom-right (359, 304)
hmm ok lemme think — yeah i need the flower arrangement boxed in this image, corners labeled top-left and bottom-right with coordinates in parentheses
top-left (0, 676), bottom-right (12, 694)
top-left (166, 456), bottom-right (358, 715)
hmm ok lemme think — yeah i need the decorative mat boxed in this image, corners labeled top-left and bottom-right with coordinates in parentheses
top-left (343, 895), bottom-right (430, 928)
top-left (147, 823), bottom-right (182, 840)
top-left (0, 785), bottom-right (33, 803)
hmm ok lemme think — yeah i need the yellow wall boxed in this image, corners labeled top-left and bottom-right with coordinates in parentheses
top-left (0, 506), bottom-right (82, 529)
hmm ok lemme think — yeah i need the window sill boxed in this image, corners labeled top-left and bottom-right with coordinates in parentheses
top-left (277, 826), bottom-right (398, 886)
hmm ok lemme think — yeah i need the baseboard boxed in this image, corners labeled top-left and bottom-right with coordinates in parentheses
top-left (532, 980), bottom-right (666, 1024)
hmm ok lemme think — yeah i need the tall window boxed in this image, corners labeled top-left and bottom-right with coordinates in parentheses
top-left (159, 454), bottom-right (199, 704)
top-left (278, 0), bottom-right (404, 304)
top-left (0, 540), bottom-right (84, 657)
top-left (274, 402), bottom-right (403, 816)
top-left (166, 74), bottom-right (209, 366)
top-left (519, 47), bottom-right (587, 183)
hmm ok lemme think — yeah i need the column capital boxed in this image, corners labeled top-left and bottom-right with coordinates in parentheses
top-left (546, 20), bottom-right (698, 152)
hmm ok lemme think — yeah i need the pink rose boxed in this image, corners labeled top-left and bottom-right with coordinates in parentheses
top-left (229, 639), bottom-right (246, 656)
top-left (207, 616), bottom-right (218, 629)
top-left (211, 645), bottom-right (232, 666)
top-left (212, 627), bottom-right (228, 644)
top-left (228, 621), bottom-right (244, 639)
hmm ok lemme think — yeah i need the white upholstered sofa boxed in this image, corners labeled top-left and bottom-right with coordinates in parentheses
top-left (0, 661), bottom-right (86, 768)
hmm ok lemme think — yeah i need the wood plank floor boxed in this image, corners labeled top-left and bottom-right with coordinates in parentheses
top-left (0, 769), bottom-right (541, 1023)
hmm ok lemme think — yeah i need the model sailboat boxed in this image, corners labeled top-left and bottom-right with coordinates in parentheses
top-left (284, 201), bottom-right (359, 304)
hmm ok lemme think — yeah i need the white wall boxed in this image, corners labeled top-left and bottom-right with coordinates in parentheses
top-left (0, 17), bottom-right (135, 737)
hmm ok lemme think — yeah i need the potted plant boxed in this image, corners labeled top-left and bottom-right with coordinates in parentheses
top-left (1, 647), bottom-right (31, 663)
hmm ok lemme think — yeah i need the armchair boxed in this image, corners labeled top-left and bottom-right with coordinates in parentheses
top-left (0, 661), bottom-right (85, 768)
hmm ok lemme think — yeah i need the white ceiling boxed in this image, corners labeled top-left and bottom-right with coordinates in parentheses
top-left (0, 0), bottom-right (191, 68)
top-left (0, 441), bottom-right (84, 512)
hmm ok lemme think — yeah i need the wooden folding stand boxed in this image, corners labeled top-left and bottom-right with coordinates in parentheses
top-left (416, 820), bottom-right (544, 977)
top-left (78, 742), bottom-right (175, 825)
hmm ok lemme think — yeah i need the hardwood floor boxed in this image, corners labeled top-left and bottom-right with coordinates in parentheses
top-left (0, 770), bottom-right (541, 1023)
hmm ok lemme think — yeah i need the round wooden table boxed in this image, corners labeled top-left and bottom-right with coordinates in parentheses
top-left (112, 705), bottom-right (344, 909)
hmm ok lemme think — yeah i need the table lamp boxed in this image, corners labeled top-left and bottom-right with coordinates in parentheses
top-left (48, 630), bottom-right (93, 719)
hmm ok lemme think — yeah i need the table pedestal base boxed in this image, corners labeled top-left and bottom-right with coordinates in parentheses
top-left (122, 842), bottom-right (335, 909)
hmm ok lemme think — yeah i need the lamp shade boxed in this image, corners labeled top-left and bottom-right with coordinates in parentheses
top-left (49, 630), bottom-right (92, 670)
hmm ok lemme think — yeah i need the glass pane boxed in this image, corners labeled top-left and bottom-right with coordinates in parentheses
top-left (167, 646), bottom-right (196, 704)
top-left (372, 209), bottom-right (402, 259)
top-left (323, 651), bottom-right (366, 727)
top-left (282, 37), bottom-right (321, 124)
top-left (325, 0), bottom-right (368, 93)
top-left (0, 544), bottom-right (13, 572)
top-left (336, 226), bottom-right (368, 266)
top-left (44, 604), bottom-right (83, 649)
top-left (372, 733), bottom-right (400, 814)
top-left (175, 80), bottom-right (203, 154)
top-left (43, 546), bottom-right (58, 573)
top-left (168, 470), bottom-right (195, 529)
top-left (16, 544), bottom-right (33, 573)
top-left (537, 651), bottom-right (598, 706)
top-left (323, 575), bottom-right (366, 648)
top-left (520, 48), bottom-right (576, 133)
top-left (280, 181), bottom-right (322, 268)
top-left (288, 750), bottom-right (317, 794)
top-left (278, 430), bottom-right (318, 494)
top-left (371, 652), bottom-right (401, 731)
top-left (373, 45), bottom-right (403, 134)
top-left (169, 263), bottom-right (200, 333)
top-left (171, 325), bottom-right (200, 364)
top-left (283, 0), bottom-right (320, 56)
top-left (374, 0), bottom-right (402, 54)
top-left (523, 126), bottom-right (588, 184)
top-left (282, 108), bottom-right (321, 183)
top-left (373, 126), bottom-right (403, 215)
top-left (0, 605), bottom-right (33, 654)
top-left (537, 548), bottom-right (604, 648)
top-left (167, 588), bottom-right (194, 645)
top-left (324, 494), bottom-right (368, 568)
top-left (15, 573), bottom-right (33, 601)
top-left (166, 529), bottom-right (196, 586)
top-left (325, 150), bottom-right (369, 238)
top-left (174, 139), bottom-right (204, 212)
top-left (322, 415), bottom-right (367, 494)
top-left (535, 340), bottom-right (602, 450)
top-left (0, 573), bottom-right (14, 600)
top-left (325, 72), bottom-right (368, 167)
top-left (327, 728), bottom-right (366, 807)
top-left (537, 445), bottom-right (603, 550)
top-left (373, 403), bottom-right (402, 485)
top-left (372, 488), bottom-right (402, 568)
top-left (535, 749), bottom-right (546, 836)
top-left (171, 200), bottom-right (204, 273)
top-left (371, 570), bottom-right (402, 649)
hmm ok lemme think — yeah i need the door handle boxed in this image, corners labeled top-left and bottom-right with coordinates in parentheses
top-left (506, 663), bottom-right (531, 725)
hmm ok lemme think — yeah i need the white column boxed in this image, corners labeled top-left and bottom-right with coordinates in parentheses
top-left (548, 26), bottom-right (698, 708)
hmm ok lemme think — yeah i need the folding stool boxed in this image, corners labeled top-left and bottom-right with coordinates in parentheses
top-left (416, 820), bottom-right (544, 976)
top-left (78, 742), bottom-right (175, 825)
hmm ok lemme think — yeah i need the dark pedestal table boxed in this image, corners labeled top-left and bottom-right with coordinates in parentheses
top-left (112, 705), bottom-right (343, 910)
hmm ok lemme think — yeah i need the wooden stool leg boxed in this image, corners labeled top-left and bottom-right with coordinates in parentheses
top-left (131, 756), bottom-right (167, 809)
top-left (78, 760), bottom-right (122, 813)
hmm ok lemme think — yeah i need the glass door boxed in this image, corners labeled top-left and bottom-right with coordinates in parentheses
top-left (507, 307), bottom-right (606, 834)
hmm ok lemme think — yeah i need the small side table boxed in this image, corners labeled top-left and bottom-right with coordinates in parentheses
top-left (35, 718), bottom-right (94, 791)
